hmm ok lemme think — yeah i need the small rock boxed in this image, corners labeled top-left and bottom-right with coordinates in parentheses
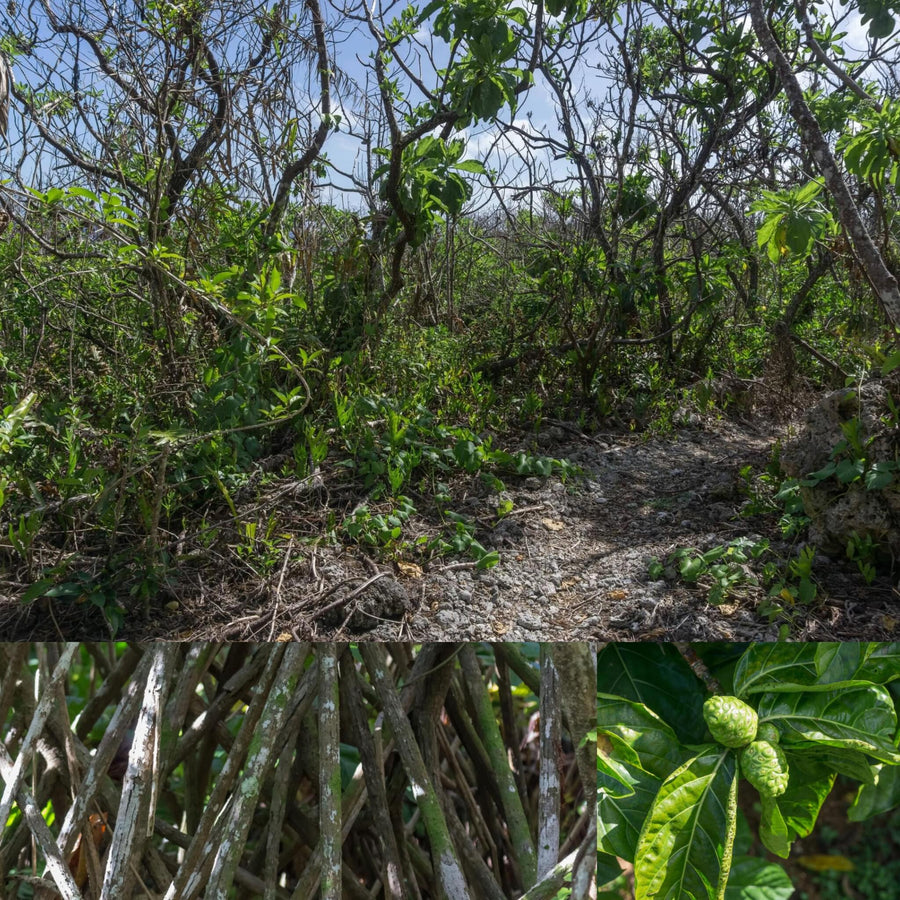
top-left (321, 577), bottom-right (410, 631)
top-left (436, 609), bottom-right (462, 628)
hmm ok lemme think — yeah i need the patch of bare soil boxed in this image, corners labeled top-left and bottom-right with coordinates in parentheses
top-left (1, 411), bottom-right (897, 641)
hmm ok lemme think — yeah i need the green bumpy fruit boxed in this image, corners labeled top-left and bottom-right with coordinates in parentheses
top-left (756, 722), bottom-right (780, 744)
top-left (741, 740), bottom-right (790, 798)
top-left (703, 695), bottom-right (758, 748)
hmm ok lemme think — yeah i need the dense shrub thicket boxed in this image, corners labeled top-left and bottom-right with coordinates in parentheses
top-left (1, 0), bottom-right (898, 627)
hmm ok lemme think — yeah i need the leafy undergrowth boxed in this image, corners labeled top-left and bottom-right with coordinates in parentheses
top-left (0, 382), bottom-right (588, 635)
top-left (646, 434), bottom-right (899, 638)
top-left (3, 389), bottom-right (899, 641)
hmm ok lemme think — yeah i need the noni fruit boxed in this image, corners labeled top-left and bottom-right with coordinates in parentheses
top-left (703, 695), bottom-right (758, 748)
top-left (741, 740), bottom-right (790, 798)
top-left (756, 722), bottom-right (780, 744)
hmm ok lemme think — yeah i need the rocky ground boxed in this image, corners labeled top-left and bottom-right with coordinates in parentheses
top-left (4, 408), bottom-right (895, 642)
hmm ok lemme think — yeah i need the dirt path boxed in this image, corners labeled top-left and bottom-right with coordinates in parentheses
top-left (346, 416), bottom-right (895, 643)
top-left (3, 415), bottom-right (896, 641)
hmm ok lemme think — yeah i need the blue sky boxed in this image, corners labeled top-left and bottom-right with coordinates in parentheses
top-left (0, 1), bottom-right (889, 217)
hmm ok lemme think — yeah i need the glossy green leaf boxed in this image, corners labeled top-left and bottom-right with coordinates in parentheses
top-left (857, 643), bottom-right (900, 683)
top-left (800, 460), bottom-right (837, 486)
top-left (835, 458), bottom-right (865, 483)
top-left (733, 643), bottom-right (871, 695)
top-left (758, 795), bottom-right (791, 858)
top-left (785, 217), bottom-right (812, 254)
top-left (758, 686), bottom-right (900, 763)
top-left (597, 694), bottom-right (688, 779)
top-left (67, 186), bottom-right (100, 202)
top-left (598, 851), bottom-right (627, 890)
top-left (635, 748), bottom-right (738, 900)
top-left (598, 644), bottom-right (708, 744)
top-left (598, 732), bottom-right (664, 863)
top-left (787, 745), bottom-right (877, 785)
top-left (865, 461), bottom-right (897, 490)
top-left (770, 753), bottom-right (835, 846)
top-left (849, 763), bottom-right (900, 821)
top-left (598, 732), bottom-right (640, 798)
top-left (723, 856), bottom-right (793, 900)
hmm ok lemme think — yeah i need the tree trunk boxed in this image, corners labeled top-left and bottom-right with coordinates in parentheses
top-left (748, 0), bottom-right (900, 332)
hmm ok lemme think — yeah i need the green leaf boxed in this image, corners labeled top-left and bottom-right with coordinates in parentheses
top-left (21, 578), bottom-right (55, 602)
top-left (635, 748), bottom-right (738, 900)
top-left (867, 10), bottom-right (896, 38)
top-left (865, 460), bottom-right (896, 490)
top-left (757, 685), bottom-right (900, 763)
top-left (598, 851), bottom-right (628, 890)
top-left (755, 214), bottom-right (782, 248)
top-left (453, 158), bottom-right (488, 174)
top-left (788, 745), bottom-right (876, 784)
top-left (797, 577), bottom-right (817, 604)
top-left (758, 794), bottom-right (791, 858)
top-left (800, 461), bottom-right (836, 485)
top-left (470, 77), bottom-right (505, 120)
top-left (723, 856), bottom-right (793, 900)
top-left (680, 555), bottom-right (706, 581)
top-left (598, 732), bottom-right (641, 798)
top-left (733, 643), bottom-right (872, 696)
top-left (882, 348), bottom-right (900, 375)
top-left (598, 732), bottom-right (664, 863)
top-left (597, 694), bottom-right (688, 780)
top-left (597, 644), bottom-right (708, 744)
top-left (66, 186), bottom-right (100, 202)
top-left (452, 438), bottom-right (481, 472)
top-left (835, 458), bottom-right (864, 483)
top-left (849, 763), bottom-right (900, 821)
top-left (857, 643), bottom-right (900, 683)
top-left (440, 175), bottom-right (469, 215)
top-left (44, 581), bottom-right (86, 599)
top-left (785, 217), bottom-right (812, 254)
top-left (475, 550), bottom-right (500, 569)
top-left (794, 179), bottom-right (823, 203)
top-left (772, 753), bottom-right (835, 844)
top-left (417, 0), bottom-right (444, 25)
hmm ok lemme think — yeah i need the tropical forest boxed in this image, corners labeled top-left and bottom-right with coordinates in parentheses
top-left (0, 0), bottom-right (899, 640)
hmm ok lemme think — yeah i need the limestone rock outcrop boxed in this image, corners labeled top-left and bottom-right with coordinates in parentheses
top-left (780, 377), bottom-right (900, 564)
